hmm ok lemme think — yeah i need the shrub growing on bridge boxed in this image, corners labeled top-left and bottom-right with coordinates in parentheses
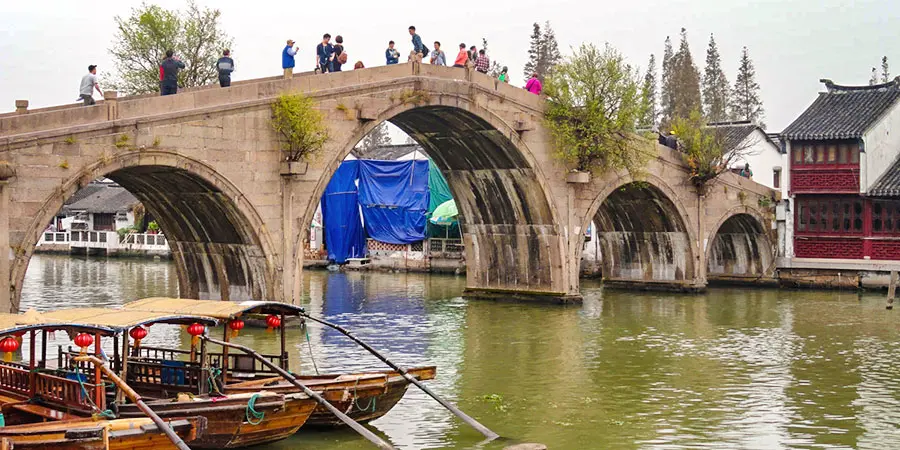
top-left (270, 93), bottom-right (329, 162)
top-left (544, 43), bottom-right (653, 175)
top-left (671, 110), bottom-right (755, 193)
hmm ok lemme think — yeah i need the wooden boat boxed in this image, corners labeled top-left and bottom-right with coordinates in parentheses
top-left (0, 312), bottom-right (207, 449)
top-left (0, 417), bottom-right (204, 450)
top-left (42, 307), bottom-right (319, 449)
top-left (122, 297), bottom-right (437, 428)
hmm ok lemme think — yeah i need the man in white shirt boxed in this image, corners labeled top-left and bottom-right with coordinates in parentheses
top-left (79, 65), bottom-right (103, 106)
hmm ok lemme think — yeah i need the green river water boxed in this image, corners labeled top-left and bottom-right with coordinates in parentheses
top-left (19, 254), bottom-right (900, 449)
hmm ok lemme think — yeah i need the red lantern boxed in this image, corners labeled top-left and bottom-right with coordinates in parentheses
top-left (187, 323), bottom-right (205, 346)
top-left (129, 326), bottom-right (148, 349)
top-left (0, 337), bottom-right (20, 362)
top-left (74, 333), bottom-right (94, 354)
top-left (265, 315), bottom-right (281, 332)
top-left (229, 319), bottom-right (245, 338)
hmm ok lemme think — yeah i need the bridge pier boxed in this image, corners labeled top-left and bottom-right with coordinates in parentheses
top-left (0, 180), bottom-right (10, 313)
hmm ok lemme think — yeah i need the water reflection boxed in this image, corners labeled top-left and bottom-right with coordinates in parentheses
top-left (20, 254), bottom-right (900, 449)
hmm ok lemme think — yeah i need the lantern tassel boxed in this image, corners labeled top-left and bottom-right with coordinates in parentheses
top-left (3, 352), bottom-right (10, 363)
top-left (191, 335), bottom-right (200, 347)
top-left (231, 329), bottom-right (239, 338)
top-left (134, 339), bottom-right (142, 349)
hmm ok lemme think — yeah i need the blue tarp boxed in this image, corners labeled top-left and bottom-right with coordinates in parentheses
top-left (321, 160), bottom-right (366, 263)
top-left (358, 160), bottom-right (430, 244)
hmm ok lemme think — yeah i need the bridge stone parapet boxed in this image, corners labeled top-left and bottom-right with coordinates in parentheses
top-left (0, 62), bottom-right (776, 311)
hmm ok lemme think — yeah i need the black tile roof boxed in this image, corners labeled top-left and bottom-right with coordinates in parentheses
top-left (352, 144), bottom-right (423, 161)
top-left (64, 185), bottom-right (138, 214)
top-left (870, 155), bottom-right (900, 197)
top-left (707, 121), bottom-right (780, 153)
top-left (782, 78), bottom-right (900, 140)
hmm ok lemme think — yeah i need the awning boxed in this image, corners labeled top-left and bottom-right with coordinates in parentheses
top-left (41, 307), bottom-right (217, 330)
top-left (124, 298), bottom-right (305, 319)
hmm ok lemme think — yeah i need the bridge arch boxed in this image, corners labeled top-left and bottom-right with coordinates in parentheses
top-left (12, 150), bottom-right (276, 310)
top-left (578, 173), bottom-right (699, 288)
top-left (705, 208), bottom-right (774, 281)
top-left (297, 90), bottom-right (568, 300)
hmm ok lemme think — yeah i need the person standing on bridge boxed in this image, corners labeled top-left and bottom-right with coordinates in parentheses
top-left (78, 65), bottom-right (103, 106)
top-left (333, 35), bottom-right (346, 72)
top-left (498, 66), bottom-right (509, 83)
top-left (316, 34), bottom-right (335, 73)
top-left (216, 49), bottom-right (235, 87)
top-left (386, 41), bottom-right (400, 65)
top-left (159, 50), bottom-right (185, 96)
top-left (453, 43), bottom-right (468, 68)
top-left (474, 49), bottom-right (490, 74)
top-left (524, 72), bottom-right (542, 95)
top-left (430, 41), bottom-right (446, 66)
top-left (283, 39), bottom-right (299, 78)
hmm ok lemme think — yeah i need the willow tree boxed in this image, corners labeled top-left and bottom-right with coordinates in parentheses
top-left (109, 1), bottom-right (233, 94)
top-left (544, 43), bottom-right (653, 175)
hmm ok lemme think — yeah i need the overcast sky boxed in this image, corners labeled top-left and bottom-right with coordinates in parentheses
top-left (2, 0), bottom-right (898, 131)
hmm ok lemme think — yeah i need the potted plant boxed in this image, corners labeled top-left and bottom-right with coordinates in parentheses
top-left (147, 221), bottom-right (160, 235)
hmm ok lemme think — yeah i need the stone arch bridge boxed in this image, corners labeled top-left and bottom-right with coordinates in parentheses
top-left (0, 63), bottom-right (776, 311)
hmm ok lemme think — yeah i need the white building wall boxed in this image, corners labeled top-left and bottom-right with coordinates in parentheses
top-left (862, 101), bottom-right (900, 192)
top-left (781, 141), bottom-right (795, 258)
top-left (728, 129), bottom-right (784, 190)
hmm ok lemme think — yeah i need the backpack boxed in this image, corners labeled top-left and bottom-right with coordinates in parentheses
top-left (338, 51), bottom-right (348, 65)
top-left (421, 44), bottom-right (429, 58)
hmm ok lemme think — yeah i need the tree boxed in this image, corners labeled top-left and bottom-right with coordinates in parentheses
top-left (522, 21), bottom-right (562, 81)
top-left (870, 67), bottom-right (879, 86)
top-left (523, 23), bottom-right (543, 81)
top-left (882, 56), bottom-right (891, 83)
top-left (702, 34), bottom-right (731, 122)
top-left (672, 110), bottom-right (756, 192)
top-left (544, 43), bottom-right (653, 175)
top-left (641, 54), bottom-right (658, 127)
top-left (270, 93), bottom-right (329, 162)
top-left (109, 1), bottom-right (233, 95)
top-left (662, 28), bottom-right (702, 130)
top-left (730, 46), bottom-right (765, 126)
top-left (660, 36), bottom-right (675, 127)
top-left (355, 123), bottom-right (392, 155)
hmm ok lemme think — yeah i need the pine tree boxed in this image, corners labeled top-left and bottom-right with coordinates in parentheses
top-left (662, 28), bottom-right (702, 130)
top-left (355, 123), bottom-right (392, 155)
top-left (523, 23), bottom-right (542, 81)
top-left (660, 36), bottom-right (675, 126)
top-left (730, 46), bottom-right (765, 126)
top-left (882, 56), bottom-right (891, 83)
top-left (641, 54), bottom-right (658, 127)
top-left (541, 21), bottom-right (561, 76)
top-left (701, 33), bottom-right (731, 122)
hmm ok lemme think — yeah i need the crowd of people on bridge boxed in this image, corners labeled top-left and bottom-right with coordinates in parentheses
top-left (78, 25), bottom-right (545, 104)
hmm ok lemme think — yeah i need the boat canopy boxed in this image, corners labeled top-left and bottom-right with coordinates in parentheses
top-left (0, 310), bottom-right (115, 336)
top-left (41, 307), bottom-right (217, 330)
top-left (123, 298), bottom-right (305, 319)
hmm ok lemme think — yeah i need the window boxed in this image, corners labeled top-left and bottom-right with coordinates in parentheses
top-left (773, 169), bottom-right (781, 188)
top-left (793, 141), bottom-right (860, 166)
top-left (796, 197), bottom-right (865, 235)
top-left (873, 200), bottom-right (900, 234)
top-left (93, 213), bottom-right (115, 231)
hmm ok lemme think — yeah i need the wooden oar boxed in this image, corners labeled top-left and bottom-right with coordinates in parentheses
top-left (74, 355), bottom-right (192, 450)
top-left (301, 313), bottom-right (501, 441)
top-left (202, 336), bottom-right (395, 450)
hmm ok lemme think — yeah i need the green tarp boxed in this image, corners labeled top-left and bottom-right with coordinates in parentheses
top-left (426, 159), bottom-right (460, 238)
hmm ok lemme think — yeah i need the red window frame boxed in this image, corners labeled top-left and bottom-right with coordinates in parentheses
top-left (791, 140), bottom-right (860, 169)
top-left (795, 196), bottom-right (864, 236)
top-left (872, 200), bottom-right (900, 235)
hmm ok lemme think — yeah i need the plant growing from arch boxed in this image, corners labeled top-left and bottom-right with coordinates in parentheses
top-left (544, 43), bottom-right (653, 175)
top-left (671, 110), bottom-right (756, 193)
top-left (270, 93), bottom-right (329, 162)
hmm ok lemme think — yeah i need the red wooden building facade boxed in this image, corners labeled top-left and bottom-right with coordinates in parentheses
top-left (784, 79), bottom-right (900, 260)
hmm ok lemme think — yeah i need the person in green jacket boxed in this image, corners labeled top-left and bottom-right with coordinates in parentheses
top-left (498, 66), bottom-right (509, 83)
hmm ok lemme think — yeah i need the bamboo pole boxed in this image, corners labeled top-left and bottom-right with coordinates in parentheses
top-left (301, 313), bottom-right (500, 441)
top-left (202, 336), bottom-right (395, 450)
top-left (887, 270), bottom-right (898, 310)
top-left (75, 355), bottom-right (191, 450)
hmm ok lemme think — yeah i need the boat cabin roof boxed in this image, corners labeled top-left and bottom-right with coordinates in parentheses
top-left (41, 307), bottom-right (217, 330)
top-left (0, 310), bottom-right (115, 336)
top-left (123, 297), bottom-right (305, 319)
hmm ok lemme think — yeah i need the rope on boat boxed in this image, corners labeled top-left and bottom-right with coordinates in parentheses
top-left (245, 393), bottom-right (265, 425)
top-left (351, 378), bottom-right (376, 412)
top-left (205, 366), bottom-right (224, 396)
top-left (304, 324), bottom-right (319, 375)
top-left (73, 364), bottom-right (115, 419)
